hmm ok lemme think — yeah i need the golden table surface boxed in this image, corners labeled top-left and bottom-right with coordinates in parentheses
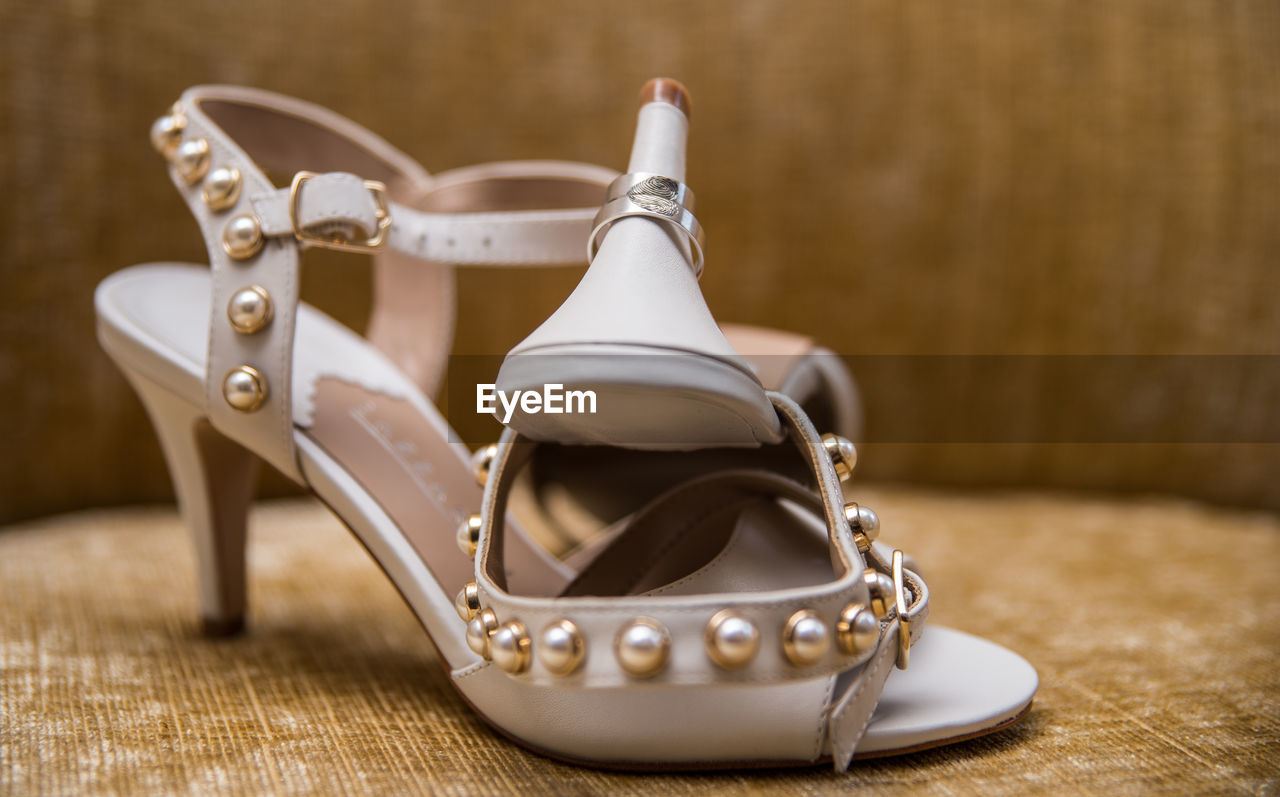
top-left (2, 487), bottom-right (1276, 795)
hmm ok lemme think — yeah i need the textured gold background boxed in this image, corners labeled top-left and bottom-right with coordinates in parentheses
top-left (3, 0), bottom-right (1280, 522)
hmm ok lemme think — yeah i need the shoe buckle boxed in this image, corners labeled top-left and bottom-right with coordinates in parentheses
top-left (892, 549), bottom-right (910, 670)
top-left (289, 171), bottom-right (391, 253)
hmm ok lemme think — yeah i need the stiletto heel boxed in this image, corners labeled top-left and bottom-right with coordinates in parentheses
top-left (126, 371), bottom-right (256, 636)
top-left (497, 78), bottom-right (783, 450)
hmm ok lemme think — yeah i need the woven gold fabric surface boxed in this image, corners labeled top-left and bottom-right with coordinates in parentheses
top-left (3, 1), bottom-right (1280, 524)
top-left (2, 489), bottom-right (1276, 795)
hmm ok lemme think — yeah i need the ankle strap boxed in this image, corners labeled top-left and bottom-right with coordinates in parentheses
top-left (236, 166), bottom-right (612, 266)
top-left (150, 86), bottom-right (614, 480)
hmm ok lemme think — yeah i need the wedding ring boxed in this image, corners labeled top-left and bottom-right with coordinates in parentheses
top-left (588, 172), bottom-right (705, 276)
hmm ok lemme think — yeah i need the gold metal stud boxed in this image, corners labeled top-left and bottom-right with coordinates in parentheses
top-left (465, 608), bottom-right (498, 659)
top-left (704, 610), bottom-right (760, 670)
top-left (221, 366), bottom-right (268, 413)
top-left (843, 502), bottom-right (880, 553)
top-left (174, 138), bottom-right (211, 184)
top-left (863, 569), bottom-right (897, 620)
top-left (537, 619), bottom-right (586, 677)
top-left (456, 514), bottom-right (482, 558)
top-left (615, 617), bottom-right (670, 678)
top-left (835, 603), bottom-right (879, 656)
top-left (454, 581), bottom-right (481, 621)
top-left (202, 166), bottom-right (242, 212)
top-left (822, 433), bottom-right (858, 482)
top-left (222, 214), bottom-right (264, 260)
top-left (226, 285), bottom-right (273, 334)
top-left (149, 108), bottom-right (186, 158)
top-left (782, 609), bottom-right (830, 667)
top-left (490, 620), bottom-right (533, 674)
top-left (471, 443), bottom-right (498, 487)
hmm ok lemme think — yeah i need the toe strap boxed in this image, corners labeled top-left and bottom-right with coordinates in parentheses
top-left (468, 392), bottom-right (931, 696)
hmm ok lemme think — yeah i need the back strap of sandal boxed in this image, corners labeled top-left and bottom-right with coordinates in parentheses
top-left (149, 86), bottom-right (615, 480)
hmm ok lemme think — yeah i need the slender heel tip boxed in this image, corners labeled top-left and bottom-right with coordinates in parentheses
top-left (201, 615), bottom-right (246, 637)
top-left (641, 77), bottom-right (691, 118)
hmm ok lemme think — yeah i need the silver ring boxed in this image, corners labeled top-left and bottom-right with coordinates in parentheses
top-left (588, 173), bottom-right (705, 276)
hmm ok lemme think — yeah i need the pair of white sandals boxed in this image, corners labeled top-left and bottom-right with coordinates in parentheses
top-left (95, 79), bottom-right (1037, 770)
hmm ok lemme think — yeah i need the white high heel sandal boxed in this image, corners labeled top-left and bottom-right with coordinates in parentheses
top-left (100, 85), bottom-right (616, 634)
top-left (96, 85), bottom-right (1035, 770)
